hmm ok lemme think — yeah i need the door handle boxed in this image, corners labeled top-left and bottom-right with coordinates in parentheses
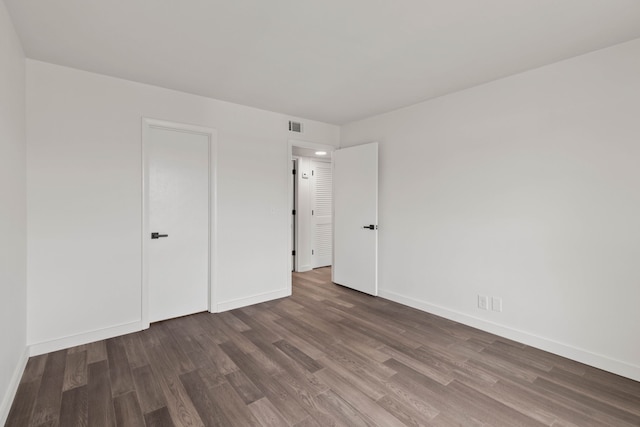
top-left (362, 225), bottom-right (377, 230)
top-left (151, 232), bottom-right (169, 239)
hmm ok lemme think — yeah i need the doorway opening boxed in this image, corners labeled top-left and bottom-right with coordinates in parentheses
top-left (288, 140), bottom-right (336, 291)
top-left (288, 141), bottom-right (379, 297)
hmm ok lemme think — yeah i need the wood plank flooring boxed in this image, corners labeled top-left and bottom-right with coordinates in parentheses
top-left (6, 267), bottom-right (640, 426)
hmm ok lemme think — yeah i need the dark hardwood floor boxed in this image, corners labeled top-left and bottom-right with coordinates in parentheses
top-left (6, 267), bottom-right (640, 426)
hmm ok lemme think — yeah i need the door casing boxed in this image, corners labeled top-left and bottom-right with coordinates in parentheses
top-left (142, 118), bottom-right (218, 328)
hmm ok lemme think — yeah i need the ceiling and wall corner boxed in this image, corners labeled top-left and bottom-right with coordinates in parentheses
top-left (4, 0), bottom-right (640, 124)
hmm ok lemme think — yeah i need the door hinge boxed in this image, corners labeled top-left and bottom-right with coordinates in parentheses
top-left (292, 250), bottom-right (296, 256)
top-left (312, 170), bottom-right (314, 176)
top-left (311, 210), bottom-right (314, 215)
top-left (292, 169), bottom-right (296, 175)
top-left (312, 249), bottom-right (314, 255)
top-left (292, 209), bottom-right (296, 215)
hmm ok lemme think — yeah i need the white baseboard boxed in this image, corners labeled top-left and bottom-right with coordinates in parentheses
top-left (215, 288), bottom-right (290, 312)
top-left (379, 290), bottom-right (640, 382)
top-left (0, 346), bottom-right (29, 426)
top-left (29, 321), bottom-right (143, 357)
top-left (296, 264), bottom-right (312, 273)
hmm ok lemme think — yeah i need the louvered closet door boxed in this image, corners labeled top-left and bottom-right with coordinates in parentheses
top-left (311, 160), bottom-right (332, 268)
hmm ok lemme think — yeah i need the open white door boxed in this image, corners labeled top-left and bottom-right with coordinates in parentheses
top-left (332, 142), bottom-right (378, 295)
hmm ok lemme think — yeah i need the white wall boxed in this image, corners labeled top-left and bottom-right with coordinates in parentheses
top-left (0, 1), bottom-right (27, 423)
top-left (26, 60), bottom-right (339, 351)
top-left (341, 39), bottom-right (640, 381)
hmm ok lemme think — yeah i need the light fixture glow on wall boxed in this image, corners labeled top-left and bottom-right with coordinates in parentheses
top-left (315, 151), bottom-right (327, 156)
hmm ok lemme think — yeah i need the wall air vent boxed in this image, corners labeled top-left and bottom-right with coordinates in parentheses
top-left (289, 121), bottom-right (303, 133)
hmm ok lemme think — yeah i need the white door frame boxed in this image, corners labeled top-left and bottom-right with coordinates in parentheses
top-left (142, 118), bottom-right (218, 329)
top-left (287, 139), bottom-right (336, 292)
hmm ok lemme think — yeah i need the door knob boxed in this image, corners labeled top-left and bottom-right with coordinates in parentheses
top-left (362, 225), bottom-right (377, 230)
top-left (151, 232), bottom-right (168, 239)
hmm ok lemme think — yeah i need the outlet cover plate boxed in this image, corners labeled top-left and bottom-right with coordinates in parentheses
top-left (478, 295), bottom-right (489, 310)
top-left (492, 297), bottom-right (503, 312)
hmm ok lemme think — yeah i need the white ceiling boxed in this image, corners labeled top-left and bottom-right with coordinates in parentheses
top-left (5, 1), bottom-right (640, 124)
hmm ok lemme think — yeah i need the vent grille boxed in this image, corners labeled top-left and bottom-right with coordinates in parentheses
top-left (289, 121), bottom-right (302, 133)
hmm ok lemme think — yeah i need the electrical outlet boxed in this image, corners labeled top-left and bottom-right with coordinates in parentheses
top-left (492, 297), bottom-right (503, 312)
top-left (478, 295), bottom-right (489, 310)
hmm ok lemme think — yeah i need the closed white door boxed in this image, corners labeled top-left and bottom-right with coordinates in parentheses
top-left (311, 160), bottom-right (332, 268)
top-left (333, 143), bottom-right (378, 295)
top-left (146, 124), bottom-right (210, 323)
